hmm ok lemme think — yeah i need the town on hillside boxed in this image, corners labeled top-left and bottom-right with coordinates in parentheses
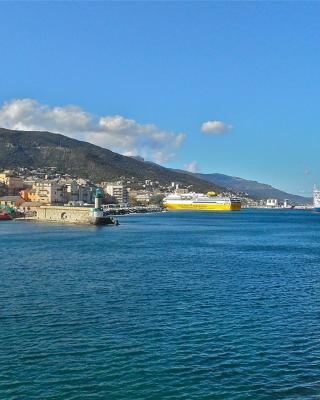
top-left (0, 167), bottom-right (163, 210)
top-left (0, 167), bottom-right (304, 215)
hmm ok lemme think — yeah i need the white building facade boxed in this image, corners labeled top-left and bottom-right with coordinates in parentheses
top-left (104, 182), bottom-right (129, 205)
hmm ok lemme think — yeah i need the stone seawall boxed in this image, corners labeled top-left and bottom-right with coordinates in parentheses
top-left (35, 206), bottom-right (97, 224)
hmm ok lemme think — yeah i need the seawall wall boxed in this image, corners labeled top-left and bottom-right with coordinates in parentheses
top-left (35, 206), bottom-right (93, 224)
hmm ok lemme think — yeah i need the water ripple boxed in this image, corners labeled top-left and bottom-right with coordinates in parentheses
top-left (1, 210), bottom-right (320, 399)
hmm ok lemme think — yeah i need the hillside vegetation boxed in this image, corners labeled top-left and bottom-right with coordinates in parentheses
top-left (0, 128), bottom-right (220, 193)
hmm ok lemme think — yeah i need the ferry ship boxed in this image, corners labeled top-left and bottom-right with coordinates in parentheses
top-left (313, 186), bottom-right (320, 212)
top-left (163, 192), bottom-right (241, 211)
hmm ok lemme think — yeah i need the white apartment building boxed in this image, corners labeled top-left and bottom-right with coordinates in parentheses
top-left (104, 182), bottom-right (129, 205)
top-left (64, 180), bottom-right (93, 204)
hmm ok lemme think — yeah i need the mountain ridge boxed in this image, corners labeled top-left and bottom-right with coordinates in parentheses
top-left (193, 172), bottom-right (311, 203)
top-left (0, 128), bottom-right (311, 203)
top-left (170, 170), bottom-right (311, 203)
top-left (0, 128), bottom-right (221, 192)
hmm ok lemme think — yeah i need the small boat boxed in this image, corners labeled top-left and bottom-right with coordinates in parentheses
top-left (0, 211), bottom-right (13, 221)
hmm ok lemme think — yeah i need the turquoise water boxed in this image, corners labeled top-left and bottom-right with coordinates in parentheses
top-left (1, 210), bottom-right (320, 399)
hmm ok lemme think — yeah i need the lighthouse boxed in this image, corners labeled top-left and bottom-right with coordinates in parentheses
top-left (90, 187), bottom-right (118, 225)
top-left (94, 187), bottom-right (103, 209)
top-left (90, 187), bottom-right (106, 225)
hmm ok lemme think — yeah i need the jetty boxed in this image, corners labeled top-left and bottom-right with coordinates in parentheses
top-left (21, 205), bottom-right (116, 225)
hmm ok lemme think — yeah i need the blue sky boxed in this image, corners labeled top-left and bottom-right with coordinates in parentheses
top-left (0, 2), bottom-right (319, 195)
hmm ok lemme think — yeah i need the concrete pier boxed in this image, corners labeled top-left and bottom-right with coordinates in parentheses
top-left (30, 205), bottom-right (116, 225)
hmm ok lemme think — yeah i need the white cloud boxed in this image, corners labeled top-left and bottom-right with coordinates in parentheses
top-left (201, 120), bottom-right (232, 134)
top-left (0, 98), bottom-right (186, 164)
top-left (184, 160), bottom-right (199, 173)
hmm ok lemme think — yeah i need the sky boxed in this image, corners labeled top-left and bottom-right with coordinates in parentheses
top-left (0, 2), bottom-right (319, 195)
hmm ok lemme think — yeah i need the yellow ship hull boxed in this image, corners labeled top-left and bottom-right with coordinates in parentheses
top-left (164, 203), bottom-right (241, 211)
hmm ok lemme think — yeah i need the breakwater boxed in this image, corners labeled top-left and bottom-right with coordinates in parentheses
top-left (17, 205), bottom-right (117, 225)
top-left (12, 205), bottom-right (163, 225)
top-left (103, 205), bottom-right (163, 215)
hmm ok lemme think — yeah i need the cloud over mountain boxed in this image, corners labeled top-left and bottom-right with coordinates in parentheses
top-left (0, 99), bottom-right (186, 164)
top-left (201, 120), bottom-right (232, 134)
top-left (184, 160), bottom-right (199, 173)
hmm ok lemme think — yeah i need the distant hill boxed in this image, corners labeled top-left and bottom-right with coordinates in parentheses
top-left (193, 173), bottom-right (311, 204)
top-left (0, 128), bottom-right (221, 192)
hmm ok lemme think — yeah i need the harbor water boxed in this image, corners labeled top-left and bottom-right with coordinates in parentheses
top-left (1, 209), bottom-right (320, 399)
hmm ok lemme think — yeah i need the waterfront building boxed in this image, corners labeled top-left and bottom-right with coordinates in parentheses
top-left (20, 201), bottom-right (43, 212)
top-left (0, 171), bottom-right (24, 195)
top-left (0, 196), bottom-right (25, 208)
top-left (29, 181), bottom-right (65, 205)
top-left (135, 192), bottom-right (151, 203)
top-left (65, 180), bottom-right (79, 203)
top-left (78, 185), bottom-right (93, 203)
top-left (0, 182), bottom-right (7, 197)
top-left (266, 199), bottom-right (279, 208)
top-left (60, 180), bottom-right (93, 204)
top-left (103, 182), bottom-right (129, 205)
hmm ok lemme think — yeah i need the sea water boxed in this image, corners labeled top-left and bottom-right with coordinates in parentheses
top-left (1, 209), bottom-right (320, 399)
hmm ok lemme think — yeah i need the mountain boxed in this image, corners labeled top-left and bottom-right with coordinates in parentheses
top-left (193, 173), bottom-right (311, 203)
top-left (0, 128), bottom-right (221, 192)
top-left (1, 128), bottom-right (308, 203)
